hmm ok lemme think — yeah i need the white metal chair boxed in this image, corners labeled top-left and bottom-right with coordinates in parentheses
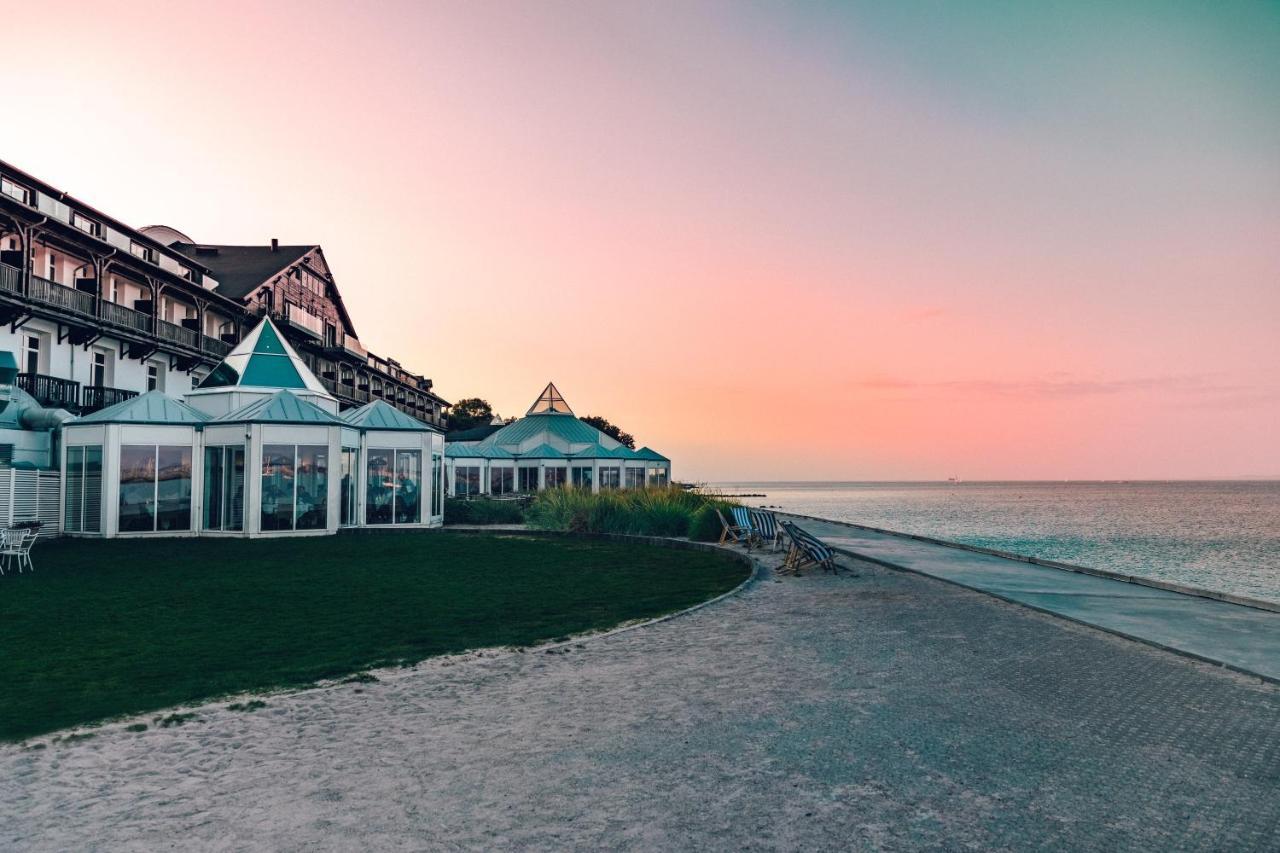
top-left (0, 528), bottom-right (35, 575)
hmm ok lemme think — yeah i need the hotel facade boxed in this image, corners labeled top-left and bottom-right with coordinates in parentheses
top-left (0, 159), bottom-right (447, 467)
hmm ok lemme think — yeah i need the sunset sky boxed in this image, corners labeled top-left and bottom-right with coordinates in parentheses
top-left (3, 1), bottom-right (1277, 480)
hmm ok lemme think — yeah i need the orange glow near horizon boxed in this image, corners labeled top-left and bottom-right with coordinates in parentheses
top-left (2, 1), bottom-right (1277, 480)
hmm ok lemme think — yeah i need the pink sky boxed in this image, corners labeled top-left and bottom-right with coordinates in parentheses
top-left (3, 1), bottom-right (1277, 480)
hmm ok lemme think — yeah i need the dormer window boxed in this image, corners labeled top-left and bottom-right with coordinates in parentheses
top-left (129, 241), bottom-right (157, 264)
top-left (180, 265), bottom-right (194, 281)
top-left (71, 212), bottom-right (102, 238)
top-left (1, 177), bottom-right (32, 205)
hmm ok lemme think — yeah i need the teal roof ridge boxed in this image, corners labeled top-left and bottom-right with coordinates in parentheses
top-left (214, 389), bottom-right (343, 425)
top-left (73, 391), bottom-right (211, 425)
top-left (340, 399), bottom-right (438, 432)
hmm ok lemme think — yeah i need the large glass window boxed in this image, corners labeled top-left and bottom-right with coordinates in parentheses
top-left (490, 466), bottom-right (514, 496)
top-left (64, 445), bottom-right (102, 533)
top-left (626, 467), bottom-right (646, 489)
top-left (571, 466), bottom-right (593, 490)
top-left (261, 444), bottom-right (327, 532)
top-left (599, 467), bottom-right (621, 490)
top-left (367, 449), bottom-right (394, 524)
top-left (647, 466), bottom-right (669, 488)
top-left (296, 446), bottom-right (328, 530)
top-left (543, 467), bottom-right (567, 489)
top-left (340, 448), bottom-right (359, 526)
top-left (518, 465), bottom-right (539, 492)
top-left (453, 465), bottom-right (481, 497)
top-left (367, 448), bottom-right (422, 524)
top-left (119, 445), bottom-right (192, 533)
top-left (395, 450), bottom-right (422, 524)
top-left (431, 452), bottom-right (443, 518)
top-left (157, 446), bottom-right (194, 531)
top-left (202, 445), bottom-right (245, 531)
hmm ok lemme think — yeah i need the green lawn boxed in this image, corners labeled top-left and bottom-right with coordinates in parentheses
top-left (0, 532), bottom-right (748, 741)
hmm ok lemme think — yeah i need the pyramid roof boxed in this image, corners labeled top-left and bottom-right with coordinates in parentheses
top-left (197, 317), bottom-right (329, 395)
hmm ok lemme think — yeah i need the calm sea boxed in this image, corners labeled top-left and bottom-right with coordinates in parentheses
top-left (707, 481), bottom-right (1280, 604)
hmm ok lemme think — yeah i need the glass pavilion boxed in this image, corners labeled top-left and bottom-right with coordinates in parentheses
top-left (60, 318), bottom-right (444, 538)
top-left (445, 383), bottom-right (670, 497)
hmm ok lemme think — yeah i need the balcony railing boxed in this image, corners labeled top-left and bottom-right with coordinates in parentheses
top-left (0, 263), bottom-right (20, 295)
top-left (82, 385), bottom-right (139, 413)
top-left (202, 335), bottom-right (232, 358)
top-left (17, 373), bottom-right (80, 409)
top-left (155, 319), bottom-right (198, 349)
top-left (100, 300), bottom-right (153, 334)
top-left (28, 274), bottom-right (96, 316)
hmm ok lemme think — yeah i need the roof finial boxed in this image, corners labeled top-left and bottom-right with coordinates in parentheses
top-left (527, 382), bottom-right (573, 415)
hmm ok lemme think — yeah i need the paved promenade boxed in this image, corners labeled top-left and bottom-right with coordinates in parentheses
top-left (786, 515), bottom-right (1280, 683)
top-left (3, 551), bottom-right (1277, 851)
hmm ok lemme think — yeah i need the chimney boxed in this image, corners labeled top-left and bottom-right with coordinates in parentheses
top-left (270, 238), bottom-right (279, 252)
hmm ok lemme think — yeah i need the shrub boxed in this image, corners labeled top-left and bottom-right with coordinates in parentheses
top-left (444, 498), bottom-right (526, 525)
top-left (525, 487), bottom-right (739, 540)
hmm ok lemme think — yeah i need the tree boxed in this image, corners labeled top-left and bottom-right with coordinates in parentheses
top-left (448, 397), bottom-right (494, 431)
top-left (581, 415), bottom-right (636, 449)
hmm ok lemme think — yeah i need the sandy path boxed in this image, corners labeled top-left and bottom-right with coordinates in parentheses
top-left (3, 553), bottom-right (1278, 851)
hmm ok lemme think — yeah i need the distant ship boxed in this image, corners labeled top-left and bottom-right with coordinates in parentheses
top-left (947, 476), bottom-right (962, 483)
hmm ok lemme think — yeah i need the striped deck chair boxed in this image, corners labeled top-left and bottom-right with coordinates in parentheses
top-left (731, 506), bottom-right (758, 549)
top-left (780, 521), bottom-right (838, 575)
top-left (716, 508), bottom-right (751, 547)
top-left (749, 509), bottom-right (784, 551)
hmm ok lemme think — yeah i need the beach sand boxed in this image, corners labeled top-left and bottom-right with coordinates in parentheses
top-left (3, 552), bottom-right (1277, 851)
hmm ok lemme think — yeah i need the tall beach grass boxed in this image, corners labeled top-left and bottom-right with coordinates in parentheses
top-left (525, 487), bottom-right (739, 541)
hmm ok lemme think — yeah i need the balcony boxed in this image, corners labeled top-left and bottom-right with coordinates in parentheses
top-left (100, 300), bottom-right (153, 334)
top-left (285, 303), bottom-right (324, 339)
top-left (202, 335), bottom-right (232, 359)
top-left (82, 385), bottom-right (138, 413)
top-left (0, 263), bottom-right (20, 295)
top-left (341, 335), bottom-right (367, 359)
top-left (155, 319), bottom-right (198, 349)
top-left (28, 274), bottom-right (96, 317)
top-left (17, 373), bottom-right (80, 409)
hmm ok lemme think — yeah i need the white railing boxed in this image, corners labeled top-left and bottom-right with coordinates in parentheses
top-left (286, 303), bottom-right (324, 338)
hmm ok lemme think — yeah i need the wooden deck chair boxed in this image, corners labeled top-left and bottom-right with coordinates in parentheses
top-left (716, 508), bottom-right (751, 546)
top-left (731, 506), bottom-right (758, 549)
top-left (779, 522), bottom-right (838, 575)
top-left (749, 509), bottom-right (784, 551)
top-left (791, 525), bottom-right (838, 574)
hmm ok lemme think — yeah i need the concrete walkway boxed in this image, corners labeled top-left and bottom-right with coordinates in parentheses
top-left (788, 515), bottom-right (1280, 683)
top-left (3, 551), bottom-right (1278, 850)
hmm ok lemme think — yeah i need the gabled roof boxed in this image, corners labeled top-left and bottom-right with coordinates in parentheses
top-left (71, 391), bottom-right (210, 426)
top-left (526, 382), bottom-right (573, 415)
top-left (214, 389), bottom-right (343, 425)
top-left (170, 243), bottom-right (313, 301)
top-left (633, 446), bottom-right (670, 461)
top-left (198, 318), bottom-right (330, 395)
top-left (341, 399), bottom-right (438, 432)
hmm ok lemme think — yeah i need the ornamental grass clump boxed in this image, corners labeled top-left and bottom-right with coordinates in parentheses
top-left (525, 487), bottom-right (740, 540)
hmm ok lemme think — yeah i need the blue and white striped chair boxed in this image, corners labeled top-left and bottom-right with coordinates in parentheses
top-left (780, 521), bottom-right (838, 575)
top-left (716, 508), bottom-right (751, 547)
top-left (730, 507), bottom-right (757, 549)
top-left (749, 509), bottom-right (784, 551)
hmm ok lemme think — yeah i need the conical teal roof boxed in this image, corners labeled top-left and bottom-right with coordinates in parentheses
top-left (73, 391), bottom-right (210, 425)
top-left (198, 318), bottom-right (330, 394)
top-left (340, 399), bottom-right (437, 432)
top-left (214, 389), bottom-right (343, 425)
